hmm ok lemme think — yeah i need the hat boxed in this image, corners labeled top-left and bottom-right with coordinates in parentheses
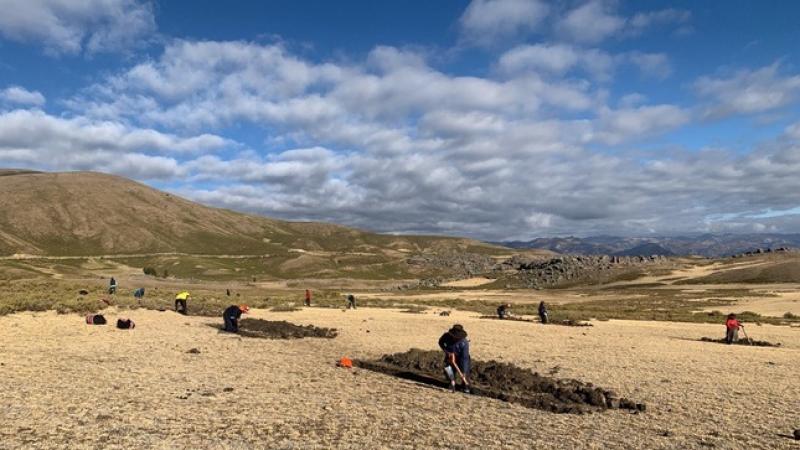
top-left (449, 324), bottom-right (467, 340)
top-left (240, 305), bottom-right (250, 313)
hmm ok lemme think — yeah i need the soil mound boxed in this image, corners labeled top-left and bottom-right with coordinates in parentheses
top-left (479, 315), bottom-right (536, 323)
top-left (238, 318), bottom-right (337, 340)
top-left (699, 337), bottom-right (780, 347)
top-left (478, 316), bottom-right (592, 327)
top-left (356, 349), bottom-right (644, 414)
top-left (550, 319), bottom-right (593, 327)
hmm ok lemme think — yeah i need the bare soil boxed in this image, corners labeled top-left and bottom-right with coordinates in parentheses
top-left (238, 318), bottom-right (338, 339)
top-left (357, 349), bottom-right (644, 414)
top-left (699, 337), bottom-right (781, 347)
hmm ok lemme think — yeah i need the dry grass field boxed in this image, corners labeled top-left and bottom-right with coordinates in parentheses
top-left (1, 307), bottom-right (798, 449)
top-left (2, 253), bottom-right (800, 449)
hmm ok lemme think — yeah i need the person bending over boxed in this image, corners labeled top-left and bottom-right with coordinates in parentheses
top-left (438, 324), bottom-right (471, 393)
top-left (223, 304), bottom-right (249, 332)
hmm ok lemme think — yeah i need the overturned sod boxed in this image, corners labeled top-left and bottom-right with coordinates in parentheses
top-left (356, 349), bottom-right (644, 414)
top-left (699, 337), bottom-right (781, 347)
top-left (237, 318), bottom-right (338, 340)
top-left (478, 315), bottom-right (537, 323)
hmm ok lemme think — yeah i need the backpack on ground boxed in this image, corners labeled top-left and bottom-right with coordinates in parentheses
top-left (116, 318), bottom-right (135, 329)
top-left (86, 314), bottom-right (107, 325)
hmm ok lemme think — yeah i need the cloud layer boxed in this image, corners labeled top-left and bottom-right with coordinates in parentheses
top-left (0, 0), bottom-right (798, 240)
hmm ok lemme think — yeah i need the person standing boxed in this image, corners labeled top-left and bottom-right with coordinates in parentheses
top-left (175, 291), bottom-right (191, 315)
top-left (305, 289), bottom-right (312, 307)
top-left (725, 313), bottom-right (742, 344)
top-left (346, 294), bottom-right (357, 309)
top-left (438, 324), bottom-right (471, 393)
top-left (223, 305), bottom-right (249, 332)
top-left (538, 301), bottom-right (549, 324)
top-left (108, 277), bottom-right (117, 295)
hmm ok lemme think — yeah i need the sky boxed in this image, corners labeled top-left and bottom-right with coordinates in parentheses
top-left (0, 0), bottom-right (799, 240)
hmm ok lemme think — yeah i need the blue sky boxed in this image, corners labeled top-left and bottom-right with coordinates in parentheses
top-left (1, 0), bottom-right (799, 240)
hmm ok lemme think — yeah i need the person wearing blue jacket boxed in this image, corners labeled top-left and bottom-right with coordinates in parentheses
top-left (223, 304), bottom-right (249, 332)
top-left (438, 324), bottom-right (471, 393)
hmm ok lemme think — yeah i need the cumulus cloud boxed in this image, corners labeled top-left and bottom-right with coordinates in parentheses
top-left (497, 44), bottom-right (670, 81)
top-left (557, 0), bottom-right (625, 44)
top-left (626, 52), bottom-right (672, 79)
top-left (629, 8), bottom-right (691, 31)
top-left (694, 63), bottom-right (800, 118)
top-left (556, 2), bottom-right (691, 44)
top-left (35, 38), bottom-right (799, 239)
top-left (497, 43), bottom-right (614, 79)
top-left (594, 104), bottom-right (689, 144)
top-left (0, 109), bottom-right (230, 179)
top-left (0, 0), bottom-right (156, 54)
top-left (0, 86), bottom-right (45, 106)
top-left (459, 0), bottom-right (550, 44)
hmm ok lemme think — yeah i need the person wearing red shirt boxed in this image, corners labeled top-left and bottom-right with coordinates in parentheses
top-left (725, 313), bottom-right (742, 344)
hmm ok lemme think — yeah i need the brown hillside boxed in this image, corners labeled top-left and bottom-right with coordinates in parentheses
top-left (0, 171), bottom-right (518, 259)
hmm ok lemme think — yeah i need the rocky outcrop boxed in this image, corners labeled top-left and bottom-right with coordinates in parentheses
top-left (492, 254), bottom-right (668, 288)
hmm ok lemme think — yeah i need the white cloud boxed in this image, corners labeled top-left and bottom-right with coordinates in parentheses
top-left (630, 8), bottom-right (691, 30)
top-left (557, 0), bottom-right (625, 44)
top-left (44, 38), bottom-right (800, 239)
top-left (556, 2), bottom-right (691, 44)
top-left (459, 0), bottom-right (550, 44)
top-left (0, 0), bottom-right (156, 54)
top-left (0, 86), bottom-right (45, 106)
top-left (785, 122), bottom-right (800, 140)
top-left (497, 43), bottom-right (614, 79)
top-left (594, 104), bottom-right (689, 144)
top-left (0, 108), bottom-right (230, 179)
top-left (626, 52), bottom-right (672, 79)
top-left (694, 63), bottom-right (800, 118)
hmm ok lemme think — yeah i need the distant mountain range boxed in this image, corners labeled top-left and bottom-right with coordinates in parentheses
top-left (498, 234), bottom-right (800, 257)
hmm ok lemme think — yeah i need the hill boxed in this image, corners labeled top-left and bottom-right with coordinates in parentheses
top-left (612, 243), bottom-right (674, 257)
top-left (0, 170), bottom-right (548, 280)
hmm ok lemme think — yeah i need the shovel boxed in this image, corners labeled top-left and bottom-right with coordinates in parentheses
top-left (741, 326), bottom-right (753, 345)
top-left (449, 353), bottom-right (470, 387)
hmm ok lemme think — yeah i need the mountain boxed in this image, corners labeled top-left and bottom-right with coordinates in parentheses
top-left (612, 243), bottom-right (674, 257)
top-left (0, 170), bottom-right (515, 257)
top-left (500, 234), bottom-right (800, 257)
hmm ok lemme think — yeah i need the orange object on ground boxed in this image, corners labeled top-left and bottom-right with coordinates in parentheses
top-left (337, 357), bottom-right (353, 368)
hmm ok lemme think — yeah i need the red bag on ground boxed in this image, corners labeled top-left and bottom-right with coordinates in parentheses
top-left (337, 357), bottom-right (353, 368)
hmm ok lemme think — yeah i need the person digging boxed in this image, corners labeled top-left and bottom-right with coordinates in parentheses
top-left (497, 303), bottom-right (511, 319)
top-left (223, 304), bottom-right (249, 333)
top-left (438, 324), bottom-right (471, 393)
top-left (175, 291), bottom-right (191, 315)
top-left (725, 313), bottom-right (743, 344)
top-left (346, 294), bottom-right (357, 310)
top-left (538, 301), bottom-right (549, 324)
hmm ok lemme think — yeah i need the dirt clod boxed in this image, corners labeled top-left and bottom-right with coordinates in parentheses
top-left (186, 348), bottom-right (201, 354)
top-left (793, 429), bottom-right (799, 440)
top-left (356, 349), bottom-right (643, 414)
top-left (238, 318), bottom-right (337, 340)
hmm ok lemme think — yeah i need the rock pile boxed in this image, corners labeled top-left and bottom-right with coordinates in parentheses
top-left (406, 252), bottom-right (495, 277)
top-left (493, 254), bottom-right (668, 288)
top-left (731, 247), bottom-right (792, 258)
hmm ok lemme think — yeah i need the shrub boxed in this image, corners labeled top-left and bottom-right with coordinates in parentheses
top-left (783, 312), bottom-right (799, 320)
top-left (143, 267), bottom-right (157, 276)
